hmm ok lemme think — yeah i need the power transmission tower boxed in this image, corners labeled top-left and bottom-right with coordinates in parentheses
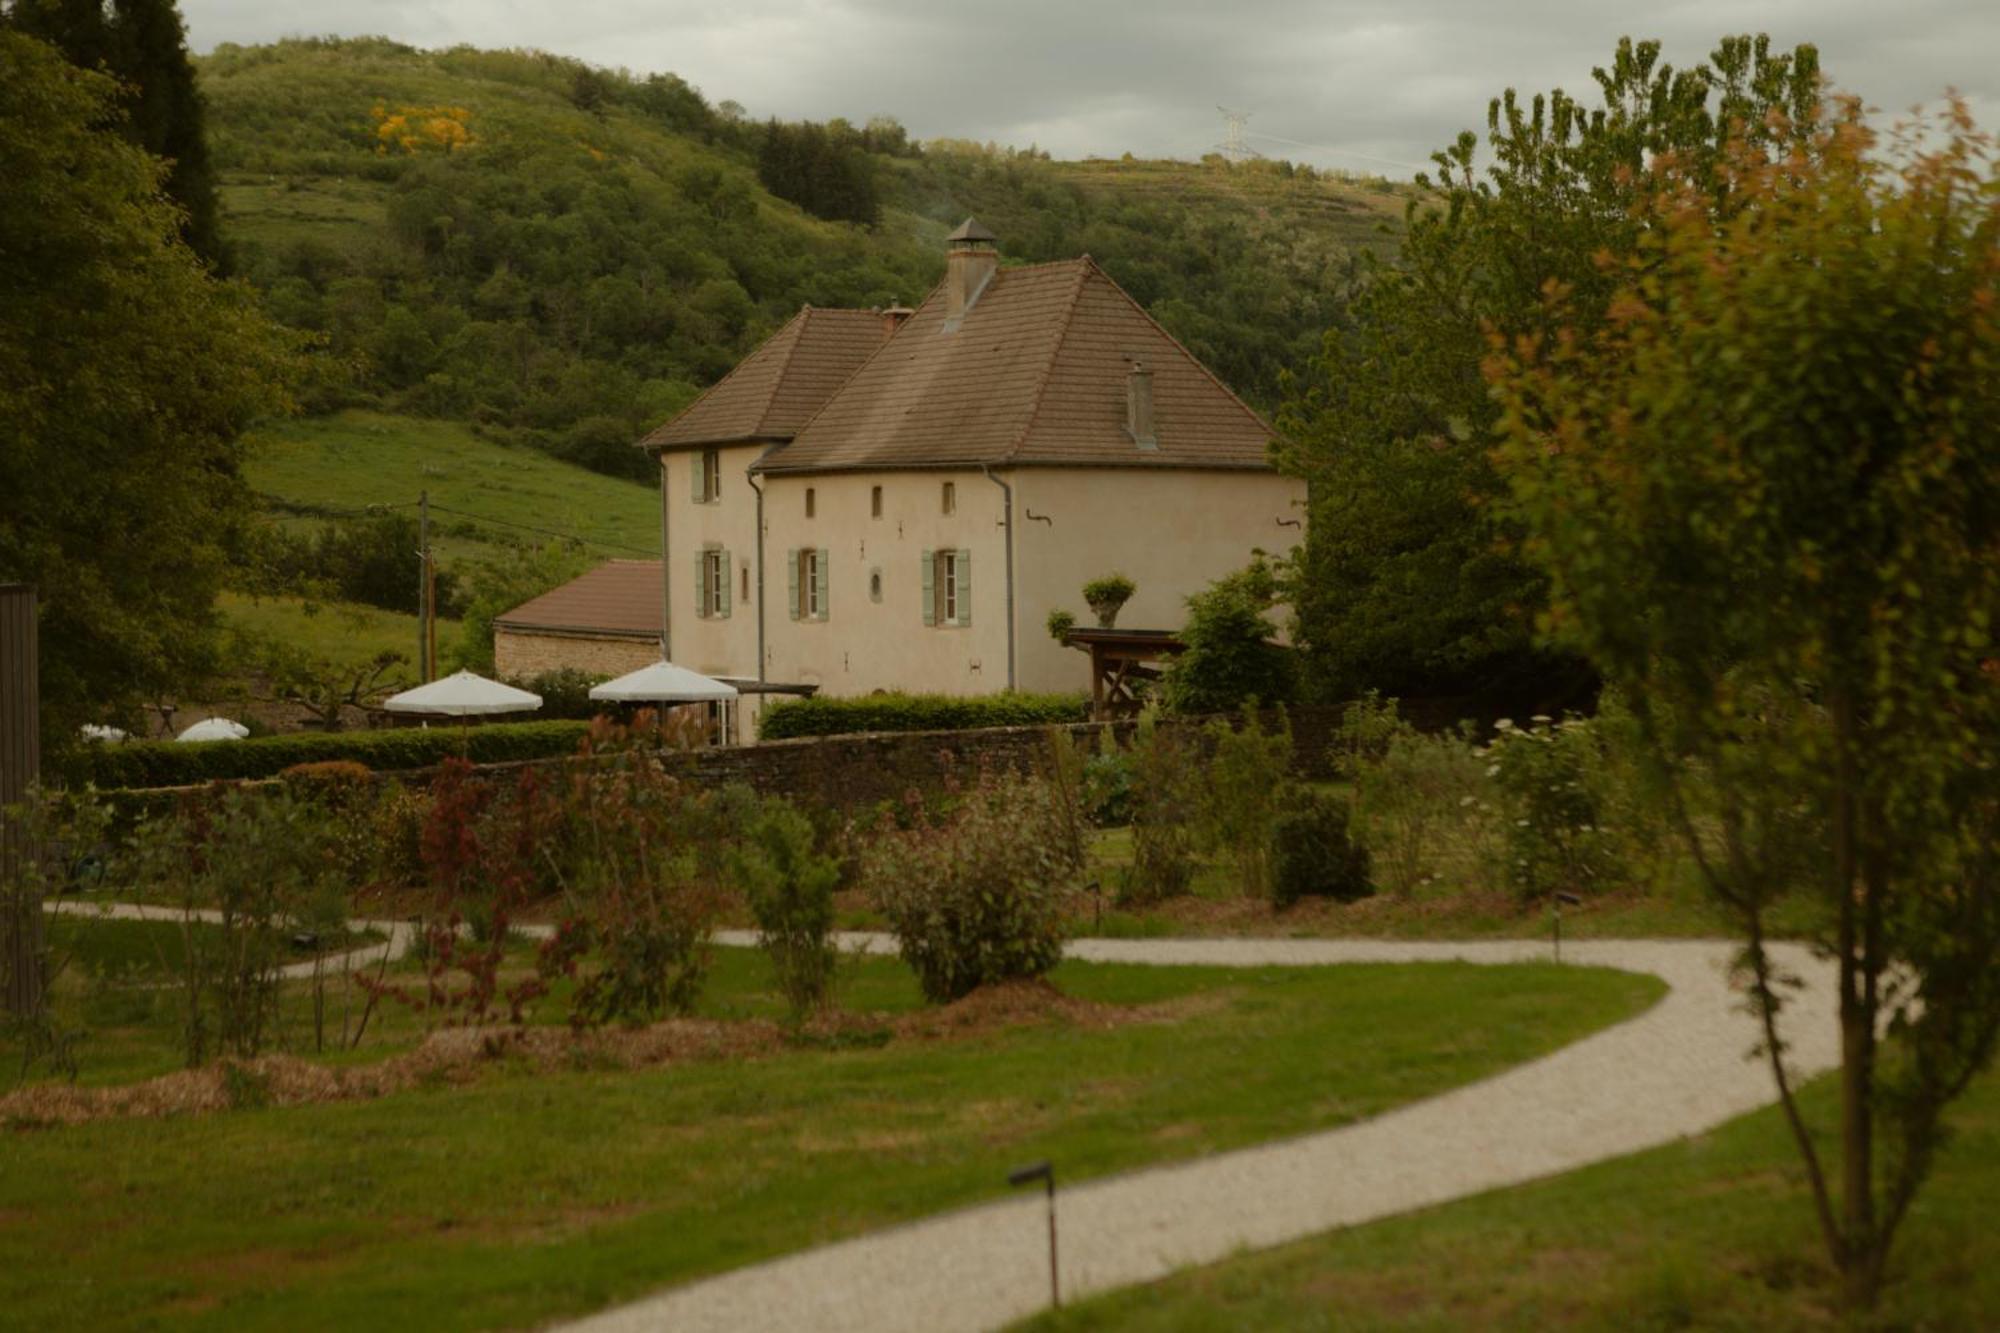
top-left (1215, 106), bottom-right (1261, 163)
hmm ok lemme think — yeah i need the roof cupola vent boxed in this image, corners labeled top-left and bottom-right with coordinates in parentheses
top-left (942, 217), bottom-right (999, 329)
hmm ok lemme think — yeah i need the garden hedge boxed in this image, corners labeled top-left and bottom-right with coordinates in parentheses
top-left (757, 692), bottom-right (1088, 741)
top-left (74, 720), bottom-right (593, 788)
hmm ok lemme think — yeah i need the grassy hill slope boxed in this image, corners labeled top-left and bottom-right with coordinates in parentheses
top-left (245, 409), bottom-right (659, 566)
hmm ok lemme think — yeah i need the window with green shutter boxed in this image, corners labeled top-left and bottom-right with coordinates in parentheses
top-left (787, 548), bottom-right (800, 621)
top-left (813, 547), bottom-right (829, 620)
top-left (923, 549), bottom-right (971, 627)
top-left (698, 548), bottom-right (727, 618)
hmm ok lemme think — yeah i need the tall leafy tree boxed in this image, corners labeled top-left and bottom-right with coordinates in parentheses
top-left (5, 0), bottom-right (222, 265)
top-left (0, 32), bottom-right (296, 754)
top-left (1276, 35), bottom-right (1819, 701)
top-left (1491, 98), bottom-right (1999, 1311)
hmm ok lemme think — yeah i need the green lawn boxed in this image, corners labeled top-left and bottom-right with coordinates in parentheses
top-left (216, 590), bottom-right (458, 669)
top-left (0, 946), bottom-right (1658, 1331)
top-left (1019, 1068), bottom-right (1999, 1332)
top-left (241, 410), bottom-right (660, 567)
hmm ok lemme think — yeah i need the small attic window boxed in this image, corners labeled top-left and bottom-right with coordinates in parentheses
top-left (871, 485), bottom-right (883, 518)
top-left (806, 487), bottom-right (816, 518)
top-left (941, 481), bottom-right (956, 515)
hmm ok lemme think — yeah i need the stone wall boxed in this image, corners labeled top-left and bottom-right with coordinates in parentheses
top-left (104, 703), bottom-right (1412, 827)
top-left (493, 630), bottom-right (661, 680)
top-left (471, 705), bottom-right (1358, 812)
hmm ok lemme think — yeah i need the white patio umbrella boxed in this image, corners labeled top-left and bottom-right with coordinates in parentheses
top-left (591, 659), bottom-right (738, 745)
top-left (382, 669), bottom-right (543, 718)
top-left (588, 660), bottom-right (738, 704)
top-left (383, 669), bottom-right (542, 755)
top-left (176, 717), bottom-right (249, 743)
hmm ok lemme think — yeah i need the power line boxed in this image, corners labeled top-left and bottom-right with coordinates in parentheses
top-left (1240, 130), bottom-right (1427, 174)
top-left (425, 502), bottom-right (660, 558)
top-left (255, 494), bottom-right (420, 519)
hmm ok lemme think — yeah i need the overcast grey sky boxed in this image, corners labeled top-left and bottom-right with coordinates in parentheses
top-left (180, 1), bottom-right (1998, 176)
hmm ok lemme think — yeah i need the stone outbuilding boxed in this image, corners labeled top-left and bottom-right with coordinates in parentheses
top-left (491, 558), bottom-right (664, 680)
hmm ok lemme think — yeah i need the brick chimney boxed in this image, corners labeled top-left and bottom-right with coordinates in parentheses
top-left (1126, 361), bottom-right (1157, 449)
top-left (880, 302), bottom-right (914, 338)
top-left (942, 217), bottom-right (998, 327)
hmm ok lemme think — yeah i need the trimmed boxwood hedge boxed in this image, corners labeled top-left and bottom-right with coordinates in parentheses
top-left (757, 692), bottom-right (1087, 741)
top-left (74, 720), bottom-right (593, 789)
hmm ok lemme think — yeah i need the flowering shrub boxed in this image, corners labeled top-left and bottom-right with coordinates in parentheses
top-left (863, 771), bottom-right (1069, 1003)
top-left (368, 782), bottom-right (431, 887)
top-left (1339, 701), bottom-right (1494, 898)
top-left (1119, 710), bottom-right (1201, 905)
top-left (1484, 715), bottom-right (1622, 903)
top-left (280, 761), bottom-right (378, 886)
top-left (552, 712), bottom-right (720, 1022)
top-left (1271, 795), bottom-right (1373, 907)
top-left (1201, 703), bottom-right (1295, 899)
top-left (735, 800), bottom-right (842, 1019)
top-left (127, 784), bottom-right (339, 1062)
top-left (1042, 727), bottom-right (1091, 872)
top-left (1080, 737), bottom-right (1134, 826)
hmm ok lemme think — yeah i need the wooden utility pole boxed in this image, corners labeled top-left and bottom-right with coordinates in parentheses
top-left (417, 490), bottom-right (432, 682)
top-left (0, 584), bottom-right (43, 1017)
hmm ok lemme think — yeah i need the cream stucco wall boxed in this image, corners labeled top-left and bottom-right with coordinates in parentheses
top-left (1008, 467), bottom-right (1307, 694)
top-left (737, 464), bottom-right (1305, 699)
top-left (663, 443), bottom-right (768, 680)
top-left (759, 469), bottom-right (1010, 696)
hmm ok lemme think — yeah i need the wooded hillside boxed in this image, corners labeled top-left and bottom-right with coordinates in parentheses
top-left (203, 37), bottom-right (1403, 480)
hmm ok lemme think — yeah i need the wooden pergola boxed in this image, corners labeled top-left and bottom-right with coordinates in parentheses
top-left (1062, 628), bottom-right (1186, 720)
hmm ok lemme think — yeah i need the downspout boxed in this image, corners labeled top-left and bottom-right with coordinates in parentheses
top-left (746, 472), bottom-right (768, 683)
top-left (980, 465), bottom-right (1016, 691)
top-left (668, 448), bottom-right (684, 656)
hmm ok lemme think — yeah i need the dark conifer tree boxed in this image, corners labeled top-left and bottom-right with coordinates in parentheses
top-left (3, 0), bottom-right (222, 266)
top-left (112, 0), bottom-right (220, 264)
top-left (5, 0), bottom-right (115, 70)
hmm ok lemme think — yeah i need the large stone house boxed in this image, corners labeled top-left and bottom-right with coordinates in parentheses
top-left (636, 220), bottom-right (1305, 728)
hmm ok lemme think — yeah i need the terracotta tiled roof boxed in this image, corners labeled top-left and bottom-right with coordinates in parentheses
top-left (494, 560), bottom-right (661, 638)
top-left (753, 259), bottom-right (1276, 475)
top-left (638, 307), bottom-right (888, 451)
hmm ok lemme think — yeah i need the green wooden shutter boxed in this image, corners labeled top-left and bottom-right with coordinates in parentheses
top-left (814, 548), bottom-right (829, 620)
top-left (720, 551), bottom-right (733, 618)
top-left (954, 549), bottom-right (972, 626)
top-left (786, 548), bottom-right (800, 621)
top-left (694, 552), bottom-right (707, 618)
top-left (691, 452), bottom-right (704, 502)
top-left (921, 550), bottom-right (935, 626)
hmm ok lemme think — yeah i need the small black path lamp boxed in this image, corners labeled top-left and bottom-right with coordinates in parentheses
top-left (1552, 891), bottom-right (1583, 963)
top-left (1008, 1159), bottom-right (1059, 1311)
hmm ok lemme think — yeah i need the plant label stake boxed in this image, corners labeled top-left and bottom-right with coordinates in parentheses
top-left (1552, 891), bottom-right (1582, 963)
top-left (1008, 1160), bottom-right (1058, 1309)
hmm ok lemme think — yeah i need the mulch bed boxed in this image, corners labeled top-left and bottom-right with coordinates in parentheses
top-left (1, 979), bottom-right (1186, 1130)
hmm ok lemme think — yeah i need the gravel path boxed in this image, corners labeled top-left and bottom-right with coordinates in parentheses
top-left (43, 899), bottom-right (418, 982)
top-left (46, 903), bottom-right (1840, 1333)
top-left (563, 935), bottom-right (1839, 1333)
